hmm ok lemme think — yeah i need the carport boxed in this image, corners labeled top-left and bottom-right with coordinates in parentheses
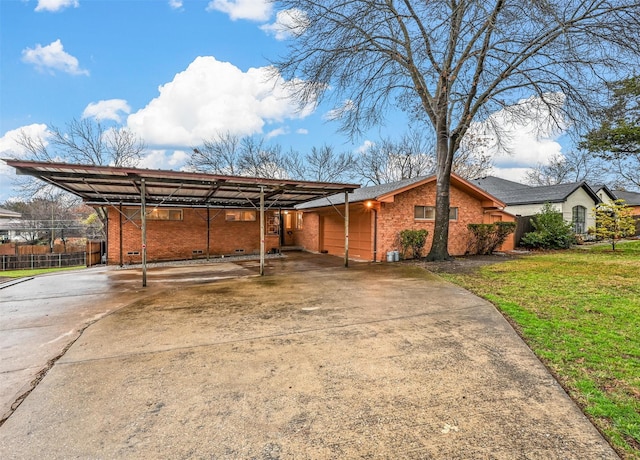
top-left (3, 159), bottom-right (359, 286)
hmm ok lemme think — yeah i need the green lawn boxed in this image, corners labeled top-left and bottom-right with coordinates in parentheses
top-left (0, 266), bottom-right (85, 279)
top-left (440, 241), bottom-right (640, 459)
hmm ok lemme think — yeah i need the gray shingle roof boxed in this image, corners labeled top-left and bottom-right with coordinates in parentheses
top-left (470, 176), bottom-right (599, 206)
top-left (469, 176), bottom-right (530, 198)
top-left (589, 183), bottom-right (617, 201)
top-left (297, 175), bottom-right (432, 209)
top-left (612, 190), bottom-right (640, 206)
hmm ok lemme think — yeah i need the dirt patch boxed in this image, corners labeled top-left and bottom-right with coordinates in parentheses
top-left (0, 277), bottom-right (13, 284)
top-left (415, 252), bottom-right (526, 275)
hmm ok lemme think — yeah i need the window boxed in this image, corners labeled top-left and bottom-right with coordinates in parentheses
top-left (414, 206), bottom-right (458, 220)
top-left (284, 211), bottom-right (303, 230)
top-left (124, 208), bottom-right (182, 221)
top-left (147, 209), bottom-right (183, 220)
top-left (225, 210), bottom-right (256, 222)
top-left (572, 205), bottom-right (586, 234)
top-left (415, 206), bottom-right (436, 220)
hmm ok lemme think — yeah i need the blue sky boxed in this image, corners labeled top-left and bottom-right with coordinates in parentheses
top-left (0, 0), bottom-right (567, 202)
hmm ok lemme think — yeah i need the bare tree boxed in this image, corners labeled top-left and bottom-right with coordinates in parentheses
top-left (285, 144), bottom-right (357, 183)
top-left (453, 133), bottom-right (493, 180)
top-left (237, 138), bottom-right (289, 179)
top-left (190, 134), bottom-right (289, 179)
top-left (274, 0), bottom-right (640, 260)
top-left (189, 132), bottom-right (243, 175)
top-left (354, 132), bottom-right (435, 184)
top-left (4, 192), bottom-right (84, 249)
top-left (524, 150), bottom-right (606, 186)
top-left (17, 118), bottom-right (145, 167)
top-left (611, 154), bottom-right (640, 190)
top-left (13, 118), bottom-right (146, 238)
top-left (191, 134), bottom-right (357, 181)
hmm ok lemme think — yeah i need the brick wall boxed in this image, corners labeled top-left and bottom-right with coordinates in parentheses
top-left (299, 180), bottom-right (514, 261)
top-left (297, 212), bottom-right (320, 252)
top-left (374, 181), bottom-right (486, 257)
top-left (106, 207), bottom-right (280, 265)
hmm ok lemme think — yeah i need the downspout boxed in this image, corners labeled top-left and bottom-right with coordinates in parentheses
top-left (344, 191), bottom-right (349, 268)
top-left (372, 207), bottom-right (378, 262)
top-left (141, 179), bottom-right (147, 288)
top-left (119, 203), bottom-right (123, 267)
top-left (259, 186), bottom-right (265, 276)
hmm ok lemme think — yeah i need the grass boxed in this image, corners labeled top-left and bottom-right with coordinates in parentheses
top-left (440, 240), bottom-right (640, 459)
top-left (0, 265), bottom-right (85, 278)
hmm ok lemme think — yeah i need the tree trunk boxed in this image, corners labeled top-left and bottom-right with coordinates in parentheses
top-left (426, 131), bottom-right (454, 261)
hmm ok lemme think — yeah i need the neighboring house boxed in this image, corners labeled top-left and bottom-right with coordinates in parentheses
top-left (296, 174), bottom-right (515, 261)
top-left (611, 189), bottom-right (640, 212)
top-left (590, 184), bottom-right (618, 205)
top-left (0, 207), bottom-right (21, 242)
top-left (470, 177), bottom-right (601, 235)
top-left (611, 189), bottom-right (640, 235)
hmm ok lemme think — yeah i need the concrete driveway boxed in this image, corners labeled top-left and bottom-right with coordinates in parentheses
top-left (0, 253), bottom-right (618, 459)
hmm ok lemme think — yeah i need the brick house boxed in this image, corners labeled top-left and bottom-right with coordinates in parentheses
top-left (106, 206), bottom-right (288, 265)
top-left (2, 159), bottom-right (359, 269)
top-left (295, 174), bottom-right (515, 261)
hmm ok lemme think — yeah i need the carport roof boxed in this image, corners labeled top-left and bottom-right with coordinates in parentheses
top-left (3, 159), bottom-right (360, 208)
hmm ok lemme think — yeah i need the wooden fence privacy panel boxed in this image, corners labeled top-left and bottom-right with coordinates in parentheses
top-left (86, 240), bottom-right (103, 266)
top-left (514, 215), bottom-right (535, 248)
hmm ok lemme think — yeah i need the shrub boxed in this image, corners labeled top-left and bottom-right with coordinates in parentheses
top-left (399, 229), bottom-right (429, 259)
top-left (590, 199), bottom-right (636, 250)
top-left (520, 203), bottom-right (577, 249)
top-left (467, 222), bottom-right (516, 255)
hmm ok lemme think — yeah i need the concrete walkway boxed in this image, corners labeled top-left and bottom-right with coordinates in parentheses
top-left (0, 253), bottom-right (618, 459)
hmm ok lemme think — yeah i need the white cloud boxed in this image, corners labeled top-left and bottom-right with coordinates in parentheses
top-left (0, 124), bottom-right (52, 201)
top-left (265, 127), bottom-right (288, 139)
top-left (22, 39), bottom-right (89, 76)
top-left (324, 100), bottom-right (355, 121)
top-left (206, 0), bottom-right (272, 21)
top-left (0, 124), bottom-right (51, 158)
top-left (35, 0), bottom-right (79, 12)
top-left (296, 128), bottom-right (308, 135)
top-left (491, 167), bottom-right (533, 184)
top-left (168, 150), bottom-right (188, 167)
top-left (470, 93), bottom-right (566, 173)
top-left (169, 0), bottom-right (183, 9)
top-left (82, 99), bottom-right (131, 122)
top-left (261, 8), bottom-right (309, 40)
top-left (127, 56), bottom-right (315, 147)
top-left (138, 149), bottom-right (189, 170)
top-left (355, 140), bottom-right (374, 154)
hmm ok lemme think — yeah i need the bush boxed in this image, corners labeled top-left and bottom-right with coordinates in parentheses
top-left (399, 229), bottom-right (429, 259)
top-left (467, 222), bottom-right (516, 255)
top-left (520, 203), bottom-right (577, 249)
top-left (590, 199), bottom-right (636, 250)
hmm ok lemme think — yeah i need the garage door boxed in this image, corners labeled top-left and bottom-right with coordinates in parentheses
top-left (321, 209), bottom-right (373, 261)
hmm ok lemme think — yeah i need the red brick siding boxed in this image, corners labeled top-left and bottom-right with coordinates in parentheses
top-left (297, 212), bottom-right (320, 252)
top-left (106, 207), bottom-right (279, 264)
top-left (373, 181), bottom-right (481, 257)
top-left (301, 180), bottom-right (514, 261)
